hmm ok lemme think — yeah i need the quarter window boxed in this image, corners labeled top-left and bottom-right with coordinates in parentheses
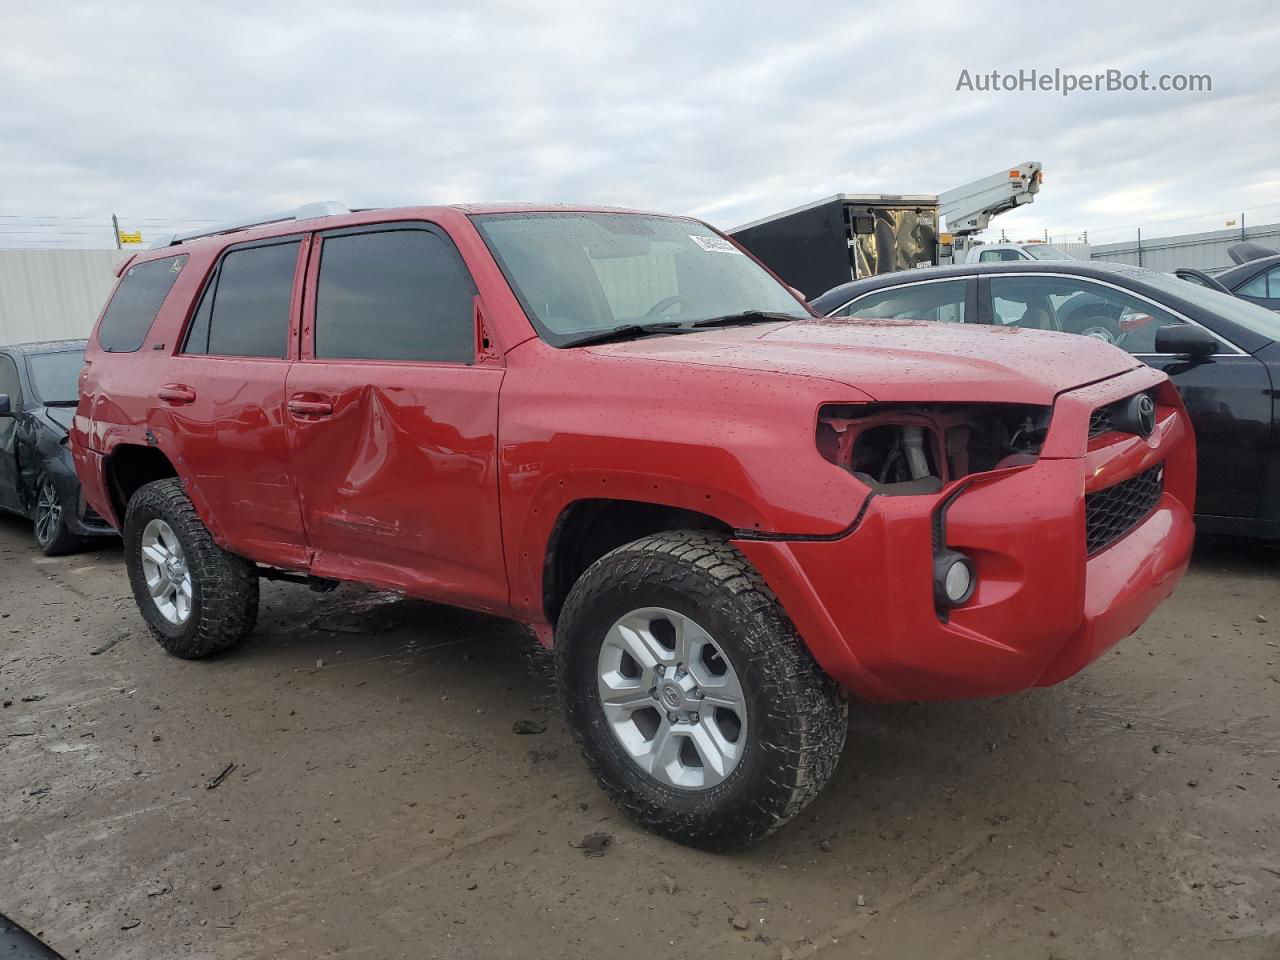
top-left (98, 255), bottom-right (188, 352)
top-left (183, 241), bottom-right (300, 358)
top-left (838, 280), bottom-right (968, 323)
top-left (314, 229), bottom-right (475, 363)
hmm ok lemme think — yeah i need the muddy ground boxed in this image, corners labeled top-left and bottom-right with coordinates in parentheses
top-left (1, 512), bottom-right (1277, 960)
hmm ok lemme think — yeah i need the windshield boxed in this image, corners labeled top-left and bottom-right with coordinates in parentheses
top-left (1140, 270), bottom-right (1280, 342)
top-left (26, 349), bottom-right (85, 405)
top-left (472, 212), bottom-right (809, 346)
top-left (1023, 244), bottom-right (1078, 260)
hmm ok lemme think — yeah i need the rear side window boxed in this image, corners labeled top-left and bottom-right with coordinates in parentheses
top-left (314, 229), bottom-right (475, 363)
top-left (183, 241), bottom-right (300, 359)
top-left (98, 255), bottom-right (188, 352)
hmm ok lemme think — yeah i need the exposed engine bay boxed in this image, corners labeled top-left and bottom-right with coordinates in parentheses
top-left (817, 403), bottom-right (1052, 495)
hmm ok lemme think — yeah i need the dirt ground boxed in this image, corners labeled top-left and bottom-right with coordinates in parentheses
top-left (1, 512), bottom-right (1277, 960)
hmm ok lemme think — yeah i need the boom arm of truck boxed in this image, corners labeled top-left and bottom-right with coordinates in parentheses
top-left (939, 161), bottom-right (1042, 239)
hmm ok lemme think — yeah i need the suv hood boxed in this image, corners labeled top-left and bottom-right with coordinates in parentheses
top-left (586, 318), bottom-right (1141, 404)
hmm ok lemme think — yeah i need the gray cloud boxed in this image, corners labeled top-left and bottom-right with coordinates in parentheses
top-left (1, 0), bottom-right (1277, 247)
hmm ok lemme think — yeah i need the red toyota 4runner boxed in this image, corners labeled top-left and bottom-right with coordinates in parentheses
top-left (72, 202), bottom-right (1195, 849)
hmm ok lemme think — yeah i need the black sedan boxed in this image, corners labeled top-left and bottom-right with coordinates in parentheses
top-left (0, 340), bottom-right (115, 554)
top-left (1175, 242), bottom-right (1280, 312)
top-left (810, 260), bottom-right (1280, 539)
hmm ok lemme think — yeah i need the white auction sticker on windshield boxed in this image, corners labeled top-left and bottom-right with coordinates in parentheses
top-left (689, 235), bottom-right (743, 254)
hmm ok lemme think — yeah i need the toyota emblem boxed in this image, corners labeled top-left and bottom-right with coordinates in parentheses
top-left (1134, 394), bottom-right (1156, 438)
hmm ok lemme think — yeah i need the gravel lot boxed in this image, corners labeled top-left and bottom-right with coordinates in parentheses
top-left (1, 512), bottom-right (1277, 959)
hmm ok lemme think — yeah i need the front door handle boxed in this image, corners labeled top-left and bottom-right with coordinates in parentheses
top-left (157, 384), bottom-right (196, 404)
top-left (288, 396), bottom-right (334, 418)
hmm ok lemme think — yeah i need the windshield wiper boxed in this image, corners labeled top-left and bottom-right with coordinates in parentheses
top-left (43, 400), bottom-right (79, 407)
top-left (687, 310), bottom-right (802, 329)
top-left (560, 322), bottom-right (688, 348)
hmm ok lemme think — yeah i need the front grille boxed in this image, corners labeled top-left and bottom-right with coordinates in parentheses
top-left (1085, 463), bottom-right (1164, 555)
top-left (1088, 406), bottom-right (1113, 438)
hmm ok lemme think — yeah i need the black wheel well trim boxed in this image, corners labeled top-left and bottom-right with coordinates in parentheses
top-left (731, 491), bottom-right (874, 543)
top-left (541, 497), bottom-right (734, 625)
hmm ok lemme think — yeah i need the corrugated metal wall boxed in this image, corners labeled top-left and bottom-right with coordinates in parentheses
top-left (0, 249), bottom-right (127, 345)
top-left (1090, 222), bottom-right (1280, 272)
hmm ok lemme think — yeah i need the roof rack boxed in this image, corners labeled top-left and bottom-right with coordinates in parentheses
top-left (150, 201), bottom-right (351, 248)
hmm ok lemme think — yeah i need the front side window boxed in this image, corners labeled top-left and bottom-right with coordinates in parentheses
top-left (183, 241), bottom-right (299, 358)
top-left (98, 255), bottom-right (188, 352)
top-left (314, 228), bottom-right (475, 363)
top-left (473, 212), bottom-right (807, 346)
top-left (26, 350), bottom-right (85, 405)
top-left (989, 275), bottom-right (1186, 353)
top-left (838, 279), bottom-right (967, 323)
top-left (1138, 268), bottom-right (1280, 342)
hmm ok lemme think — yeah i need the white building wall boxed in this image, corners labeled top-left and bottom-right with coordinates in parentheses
top-left (1090, 222), bottom-right (1280, 272)
top-left (0, 249), bottom-right (129, 345)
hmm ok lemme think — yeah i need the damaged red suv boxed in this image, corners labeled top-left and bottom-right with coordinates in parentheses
top-left (72, 202), bottom-right (1195, 849)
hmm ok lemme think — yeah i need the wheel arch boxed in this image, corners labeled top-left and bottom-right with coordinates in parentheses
top-left (103, 443), bottom-right (179, 528)
top-left (539, 498), bottom-right (733, 628)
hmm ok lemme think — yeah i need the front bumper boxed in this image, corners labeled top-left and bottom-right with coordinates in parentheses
top-left (736, 368), bottom-right (1195, 703)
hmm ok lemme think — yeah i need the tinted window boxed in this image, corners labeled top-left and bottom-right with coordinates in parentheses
top-left (1238, 272), bottom-right (1268, 297)
top-left (315, 229), bottom-right (475, 362)
top-left (184, 241), bottom-right (299, 358)
top-left (979, 249), bottom-right (1023, 262)
top-left (27, 350), bottom-right (85, 404)
top-left (989, 275), bottom-right (1187, 354)
top-left (98, 255), bottom-right (188, 352)
top-left (839, 280), bottom-right (967, 323)
top-left (0, 355), bottom-right (20, 408)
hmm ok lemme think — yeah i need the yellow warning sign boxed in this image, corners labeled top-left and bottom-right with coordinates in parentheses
top-left (118, 230), bottom-right (143, 245)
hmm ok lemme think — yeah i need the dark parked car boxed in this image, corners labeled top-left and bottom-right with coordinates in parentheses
top-left (1175, 242), bottom-right (1280, 312)
top-left (811, 260), bottom-right (1280, 539)
top-left (0, 340), bottom-right (115, 553)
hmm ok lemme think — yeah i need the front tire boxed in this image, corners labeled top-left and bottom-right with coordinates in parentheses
top-left (556, 531), bottom-right (847, 851)
top-left (33, 475), bottom-right (81, 556)
top-left (124, 478), bottom-right (259, 658)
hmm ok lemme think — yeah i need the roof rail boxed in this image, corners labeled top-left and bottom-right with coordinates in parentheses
top-left (149, 201), bottom-right (351, 248)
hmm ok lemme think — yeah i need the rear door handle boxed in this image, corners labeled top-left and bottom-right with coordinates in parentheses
top-left (157, 384), bottom-right (196, 404)
top-left (288, 396), bottom-right (334, 418)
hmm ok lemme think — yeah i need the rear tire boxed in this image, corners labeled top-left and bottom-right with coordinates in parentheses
top-left (124, 478), bottom-right (258, 658)
top-left (556, 530), bottom-right (847, 851)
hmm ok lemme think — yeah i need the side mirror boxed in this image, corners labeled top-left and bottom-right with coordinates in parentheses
top-left (0, 394), bottom-right (12, 416)
top-left (1154, 324), bottom-right (1218, 359)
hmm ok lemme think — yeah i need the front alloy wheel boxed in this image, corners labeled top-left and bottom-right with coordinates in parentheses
top-left (597, 607), bottom-right (747, 790)
top-left (34, 476), bottom-right (79, 556)
top-left (557, 530), bottom-right (848, 851)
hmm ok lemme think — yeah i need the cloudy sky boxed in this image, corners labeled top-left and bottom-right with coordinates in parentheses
top-left (2, 0), bottom-right (1278, 248)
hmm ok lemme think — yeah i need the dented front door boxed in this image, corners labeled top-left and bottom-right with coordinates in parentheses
top-left (287, 223), bottom-right (508, 615)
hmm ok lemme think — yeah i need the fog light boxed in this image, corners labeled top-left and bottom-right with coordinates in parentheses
top-left (934, 550), bottom-right (977, 607)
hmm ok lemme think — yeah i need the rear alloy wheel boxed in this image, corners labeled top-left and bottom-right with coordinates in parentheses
top-left (557, 530), bottom-right (847, 851)
top-left (124, 478), bottom-right (259, 658)
top-left (34, 476), bottom-right (80, 556)
top-left (139, 518), bottom-right (193, 626)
